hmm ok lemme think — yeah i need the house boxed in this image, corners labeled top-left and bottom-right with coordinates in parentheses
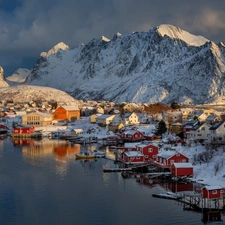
top-left (169, 122), bottom-right (184, 135)
top-left (209, 121), bottom-right (225, 143)
top-left (12, 125), bottom-right (35, 136)
top-left (202, 186), bottom-right (223, 199)
top-left (53, 105), bottom-right (80, 121)
top-left (170, 163), bottom-right (193, 177)
top-left (121, 130), bottom-right (145, 142)
top-left (155, 151), bottom-right (189, 167)
top-left (120, 151), bottom-right (144, 164)
top-left (205, 115), bottom-right (219, 125)
top-left (89, 114), bottom-right (102, 123)
top-left (96, 114), bottom-right (115, 126)
top-left (22, 111), bottom-right (53, 127)
top-left (189, 121), bottom-right (211, 142)
top-left (0, 124), bottom-right (8, 135)
top-left (183, 120), bottom-right (199, 139)
top-left (123, 112), bottom-right (139, 125)
top-left (108, 122), bottom-right (124, 133)
top-left (136, 142), bottom-right (158, 161)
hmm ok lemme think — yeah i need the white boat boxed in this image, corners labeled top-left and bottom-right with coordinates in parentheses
top-left (152, 192), bottom-right (182, 200)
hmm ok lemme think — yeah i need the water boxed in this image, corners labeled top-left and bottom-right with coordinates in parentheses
top-left (0, 137), bottom-right (224, 225)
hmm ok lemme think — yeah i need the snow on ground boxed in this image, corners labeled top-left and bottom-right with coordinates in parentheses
top-left (32, 117), bottom-right (225, 187)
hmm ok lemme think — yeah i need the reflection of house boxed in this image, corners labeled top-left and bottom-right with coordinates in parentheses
top-left (22, 111), bottom-right (53, 127)
top-left (171, 163), bottom-right (193, 177)
top-left (155, 151), bottom-right (189, 167)
top-left (53, 106), bottom-right (80, 121)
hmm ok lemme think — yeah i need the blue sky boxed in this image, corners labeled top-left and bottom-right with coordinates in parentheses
top-left (0, 0), bottom-right (225, 76)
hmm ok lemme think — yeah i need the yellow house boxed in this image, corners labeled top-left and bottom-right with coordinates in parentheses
top-left (22, 111), bottom-right (54, 127)
top-left (108, 122), bottom-right (124, 133)
top-left (169, 122), bottom-right (184, 135)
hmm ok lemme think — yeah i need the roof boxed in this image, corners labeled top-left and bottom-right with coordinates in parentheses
top-left (172, 163), bottom-right (193, 168)
top-left (202, 185), bottom-right (222, 191)
top-left (124, 142), bottom-right (141, 148)
top-left (61, 105), bottom-right (79, 111)
top-left (124, 151), bottom-right (144, 157)
top-left (97, 114), bottom-right (115, 119)
top-left (157, 151), bottom-right (187, 159)
top-left (209, 121), bottom-right (224, 130)
top-left (206, 115), bottom-right (217, 121)
top-left (190, 121), bottom-right (205, 131)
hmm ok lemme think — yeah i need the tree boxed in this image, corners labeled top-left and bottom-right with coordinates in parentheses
top-left (156, 120), bottom-right (167, 136)
top-left (170, 101), bottom-right (180, 109)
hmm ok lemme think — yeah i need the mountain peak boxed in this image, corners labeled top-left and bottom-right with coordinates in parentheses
top-left (0, 66), bottom-right (9, 87)
top-left (40, 42), bottom-right (70, 57)
top-left (156, 24), bottom-right (209, 46)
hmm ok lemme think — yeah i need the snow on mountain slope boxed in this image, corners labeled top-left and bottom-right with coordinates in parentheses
top-left (7, 68), bottom-right (31, 84)
top-left (0, 85), bottom-right (80, 105)
top-left (24, 24), bottom-right (225, 104)
top-left (0, 66), bottom-right (9, 87)
top-left (157, 24), bottom-right (209, 46)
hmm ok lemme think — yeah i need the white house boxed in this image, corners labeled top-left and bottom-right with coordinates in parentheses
top-left (189, 121), bottom-right (211, 142)
top-left (209, 121), bottom-right (225, 143)
top-left (123, 112), bottom-right (139, 125)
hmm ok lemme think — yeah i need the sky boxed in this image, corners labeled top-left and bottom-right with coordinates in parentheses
top-left (0, 0), bottom-right (225, 77)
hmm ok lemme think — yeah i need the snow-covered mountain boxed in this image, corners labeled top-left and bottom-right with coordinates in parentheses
top-left (6, 68), bottom-right (31, 84)
top-left (0, 66), bottom-right (9, 87)
top-left (0, 85), bottom-right (80, 105)
top-left (24, 24), bottom-right (225, 105)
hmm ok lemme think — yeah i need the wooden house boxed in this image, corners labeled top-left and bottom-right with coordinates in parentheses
top-left (108, 122), bottom-right (124, 133)
top-left (169, 122), bottom-right (184, 135)
top-left (123, 112), bottom-right (139, 125)
top-left (53, 105), bottom-right (80, 121)
top-left (120, 151), bottom-right (144, 164)
top-left (189, 121), bottom-right (211, 142)
top-left (96, 114), bottom-right (115, 126)
top-left (202, 186), bottom-right (223, 199)
top-left (121, 130), bottom-right (145, 142)
top-left (13, 125), bottom-right (35, 136)
top-left (136, 143), bottom-right (158, 161)
top-left (171, 163), bottom-right (193, 177)
top-left (123, 142), bottom-right (141, 152)
top-left (155, 151), bottom-right (189, 167)
top-left (209, 121), bottom-right (225, 143)
top-left (22, 111), bottom-right (53, 127)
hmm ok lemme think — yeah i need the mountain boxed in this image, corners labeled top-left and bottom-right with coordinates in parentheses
top-left (24, 24), bottom-right (225, 105)
top-left (0, 85), bottom-right (80, 105)
top-left (6, 68), bottom-right (31, 85)
top-left (0, 66), bottom-right (9, 87)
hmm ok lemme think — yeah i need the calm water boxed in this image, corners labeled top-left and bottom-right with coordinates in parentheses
top-left (0, 137), bottom-right (224, 225)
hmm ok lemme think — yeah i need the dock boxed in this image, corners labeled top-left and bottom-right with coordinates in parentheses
top-left (103, 168), bottom-right (132, 173)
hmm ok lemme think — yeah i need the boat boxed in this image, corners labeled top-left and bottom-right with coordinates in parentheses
top-left (152, 192), bottom-right (182, 200)
top-left (75, 152), bottom-right (96, 159)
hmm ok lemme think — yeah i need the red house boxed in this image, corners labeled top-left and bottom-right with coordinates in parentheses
top-left (171, 163), bottom-right (193, 177)
top-left (120, 151), bottom-right (144, 164)
top-left (136, 143), bottom-right (158, 161)
top-left (156, 151), bottom-right (189, 167)
top-left (202, 186), bottom-right (223, 199)
top-left (13, 125), bottom-right (35, 135)
top-left (121, 130), bottom-right (145, 142)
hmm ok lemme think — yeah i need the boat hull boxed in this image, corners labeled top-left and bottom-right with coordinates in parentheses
top-left (75, 154), bottom-right (96, 159)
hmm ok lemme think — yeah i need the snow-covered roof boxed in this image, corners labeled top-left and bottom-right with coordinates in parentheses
top-left (61, 105), bottom-right (79, 111)
top-left (124, 142), bottom-right (141, 148)
top-left (124, 151), bottom-right (144, 157)
top-left (173, 163), bottom-right (193, 168)
top-left (209, 121), bottom-right (224, 130)
top-left (203, 185), bottom-right (222, 190)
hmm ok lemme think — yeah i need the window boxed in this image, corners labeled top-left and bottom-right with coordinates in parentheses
top-left (145, 155), bottom-right (149, 158)
top-left (148, 148), bottom-right (153, 152)
top-left (136, 157), bottom-right (140, 159)
top-left (212, 190), bottom-right (217, 194)
top-left (182, 159), bottom-right (186, 162)
top-left (170, 160), bottom-right (174, 164)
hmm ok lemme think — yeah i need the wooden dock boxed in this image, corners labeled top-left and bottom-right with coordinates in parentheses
top-left (103, 168), bottom-right (132, 173)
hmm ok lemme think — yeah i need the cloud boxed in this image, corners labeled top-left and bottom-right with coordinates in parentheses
top-left (0, 0), bottom-right (225, 76)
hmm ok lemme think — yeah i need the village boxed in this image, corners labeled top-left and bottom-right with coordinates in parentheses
top-left (1, 99), bottom-right (225, 218)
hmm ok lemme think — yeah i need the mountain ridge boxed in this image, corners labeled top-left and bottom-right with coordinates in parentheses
top-left (21, 24), bottom-right (225, 104)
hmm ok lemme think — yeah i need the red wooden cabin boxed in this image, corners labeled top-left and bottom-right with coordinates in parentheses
top-left (136, 143), bottom-right (158, 161)
top-left (155, 151), bottom-right (189, 167)
top-left (13, 125), bottom-right (35, 135)
top-left (120, 151), bottom-right (144, 164)
top-left (121, 130), bottom-right (145, 142)
top-left (202, 186), bottom-right (222, 199)
top-left (171, 163), bottom-right (193, 177)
